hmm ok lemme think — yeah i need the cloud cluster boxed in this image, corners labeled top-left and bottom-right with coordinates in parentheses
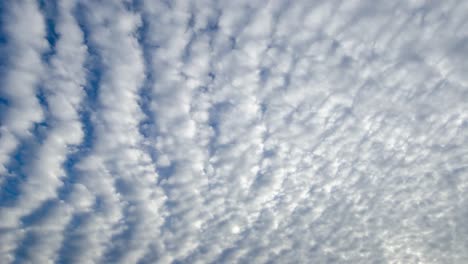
top-left (1, 0), bottom-right (467, 263)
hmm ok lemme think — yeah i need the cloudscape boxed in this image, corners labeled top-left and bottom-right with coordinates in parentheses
top-left (0, 0), bottom-right (467, 263)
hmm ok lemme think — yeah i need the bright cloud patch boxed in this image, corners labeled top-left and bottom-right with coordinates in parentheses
top-left (1, 0), bottom-right (467, 263)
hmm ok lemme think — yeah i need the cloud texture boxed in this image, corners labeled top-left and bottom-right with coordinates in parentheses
top-left (0, 0), bottom-right (467, 263)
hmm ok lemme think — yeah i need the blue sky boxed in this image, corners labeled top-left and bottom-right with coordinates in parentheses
top-left (0, 0), bottom-right (468, 263)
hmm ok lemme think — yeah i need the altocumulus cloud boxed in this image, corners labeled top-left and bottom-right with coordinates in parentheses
top-left (0, 0), bottom-right (467, 263)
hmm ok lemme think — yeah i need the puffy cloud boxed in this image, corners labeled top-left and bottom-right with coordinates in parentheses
top-left (0, 0), bottom-right (86, 262)
top-left (0, 0), bottom-right (47, 177)
top-left (0, 1), bottom-right (48, 262)
top-left (1, 0), bottom-right (467, 263)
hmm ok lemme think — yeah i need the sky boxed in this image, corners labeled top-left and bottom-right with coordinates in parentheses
top-left (0, 0), bottom-right (467, 263)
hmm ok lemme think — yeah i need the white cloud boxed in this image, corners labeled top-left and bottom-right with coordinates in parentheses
top-left (0, 1), bottom-right (48, 262)
top-left (0, 1), bottom-right (47, 177)
top-left (0, 0), bottom-right (86, 262)
top-left (1, 0), bottom-right (467, 263)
